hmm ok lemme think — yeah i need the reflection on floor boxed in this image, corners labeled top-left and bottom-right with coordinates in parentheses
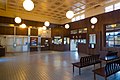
top-left (0, 51), bottom-right (120, 80)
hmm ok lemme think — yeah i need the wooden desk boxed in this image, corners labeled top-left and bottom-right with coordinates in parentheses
top-left (30, 46), bottom-right (38, 52)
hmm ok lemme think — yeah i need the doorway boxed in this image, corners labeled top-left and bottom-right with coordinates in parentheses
top-left (70, 39), bottom-right (78, 51)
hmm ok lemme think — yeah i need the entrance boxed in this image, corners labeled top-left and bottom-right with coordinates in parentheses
top-left (70, 39), bottom-right (78, 51)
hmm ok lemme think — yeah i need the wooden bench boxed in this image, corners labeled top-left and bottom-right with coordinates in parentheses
top-left (72, 54), bottom-right (102, 75)
top-left (93, 59), bottom-right (120, 80)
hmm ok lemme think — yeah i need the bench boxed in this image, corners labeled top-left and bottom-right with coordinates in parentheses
top-left (106, 51), bottom-right (118, 57)
top-left (72, 54), bottom-right (102, 75)
top-left (93, 59), bottom-right (120, 80)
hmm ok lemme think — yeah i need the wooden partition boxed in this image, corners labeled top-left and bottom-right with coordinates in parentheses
top-left (69, 9), bottom-right (120, 55)
top-left (0, 26), bottom-right (14, 35)
top-left (51, 26), bottom-right (70, 51)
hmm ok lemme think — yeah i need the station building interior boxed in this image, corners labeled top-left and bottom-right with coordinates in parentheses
top-left (0, 0), bottom-right (120, 80)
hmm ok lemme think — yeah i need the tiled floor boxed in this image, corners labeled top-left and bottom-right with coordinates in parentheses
top-left (0, 51), bottom-right (120, 80)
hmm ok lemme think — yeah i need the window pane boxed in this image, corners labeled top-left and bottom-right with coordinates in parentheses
top-left (115, 35), bottom-right (120, 40)
top-left (71, 30), bottom-right (77, 34)
top-left (78, 29), bottom-right (82, 33)
top-left (81, 39), bottom-right (86, 43)
top-left (107, 41), bottom-right (114, 47)
top-left (115, 31), bottom-right (120, 36)
top-left (80, 14), bottom-right (85, 19)
top-left (106, 25), bottom-right (114, 31)
top-left (106, 23), bottom-right (120, 47)
top-left (115, 41), bottom-right (120, 47)
top-left (71, 18), bottom-right (76, 22)
top-left (107, 36), bottom-right (114, 40)
top-left (105, 5), bottom-right (114, 12)
top-left (76, 16), bottom-right (80, 21)
top-left (107, 32), bottom-right (114, 36)
top-left (114, 2), bottom-right (120, 10)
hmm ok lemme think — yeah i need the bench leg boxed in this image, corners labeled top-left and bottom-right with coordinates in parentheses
top-left (94, 64), bottom-right (95, 69)
top-left (79, 68), bottom-right (81, 75)
top-left (73, 65), bottom-right (74, 73)
top-left (94, 73), bottom-right (96, 80)
top-left (105, 77), bottom-right (107, 80)
top-left (100, 62), bottom-right (102, 68)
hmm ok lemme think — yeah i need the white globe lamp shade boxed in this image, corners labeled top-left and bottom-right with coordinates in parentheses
top-left (91, 25), bottom-right (95, 29)
top-left (14, 17), bottom-right (22, 24)
top-left (43, 26), bottom-right (47, 30)
top-left (20, 23), bottom-right (27, 28)
top-left (65, 24), bottom-right (70, 29)
top-left (90, 17), bottom-right (98, 24)
top-left (23, 0), bottom-right (34, 11)
top-left (44, 21), bottom-right (50, 26)
top-left (66, 10), bottom-right (74, 19)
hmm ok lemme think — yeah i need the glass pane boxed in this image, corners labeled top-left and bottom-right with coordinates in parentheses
top-left (108, 36), bottom-right (114, 40)
top-left (106, 32), bottom-right (114, 36)
top-left (78, 39), bottom-right (81, 42)
top-left (114, 2), bottom-right (120, 10)
top-left (106, 25), bottom-right (114, 31)
top-left (80, 14), bottom-right (85, 19)
top-left (71, 30), bottom-right (77, 34)
top-left (78, 29), bottom-right (82, 33)
top-left (71, 17), bottom-right (76, 22)
top-left (76, 16), bottom-right (80, 21)
top-left (67, 38), bottom-right (70, 44)
top-left (105, 5), bottom-right (114, 12)
top-left (115, 41), bottom-right (120, 47)
top-left (114, 24), bottom-right (120, 30)
top-left (115, 31), bottom-right (120, 36)
top-left (115, 36), bottom-right (120, 40)
top-left (107, 41), bottom-right (114, 47)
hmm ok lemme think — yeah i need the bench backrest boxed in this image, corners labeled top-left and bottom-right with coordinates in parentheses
top-left (105, 59), bottom-right (120, 76)
top-left (106, 51), bottom-right (118, 57)
top-left (80, 55), bottom-right (100, 66)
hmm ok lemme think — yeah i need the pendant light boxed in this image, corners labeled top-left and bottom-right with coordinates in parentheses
top-left (66, 10), bottom-right (74, 19)
top-left (44, 21), bottom-right (50, 26)
top-left (43, 26), bottom-right (47, 30)
top-left (14, 17), bottom-right (22, 24)
top-left (19, 23), bottom-right (27, 28)
top-left (90, 17), bottom-right (98, 24)
top-left (23, 0), bottom-right (34, 11)
top-left (90, 17), bottom-right (98, 29)
top-left (65, 24), bottom-right (70, 29)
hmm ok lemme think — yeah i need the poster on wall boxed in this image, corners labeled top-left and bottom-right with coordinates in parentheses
top-left (89, 34), bottom-right (96, 49)
top-left (89, 34), bottom-right (96, 44)
top-left (30, 37), bottom-right (38, 46)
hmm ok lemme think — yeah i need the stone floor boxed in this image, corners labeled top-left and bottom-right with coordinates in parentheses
top-left (0, 51), bottom-right (120, 80)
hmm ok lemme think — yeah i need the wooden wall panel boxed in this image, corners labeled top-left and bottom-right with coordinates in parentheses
top-left (31, 29), bottom-right (38, 36)
top-left (16, 28), bottom-right (28, 35)
top-left (51, 26), bottom-right (70, 51)
top-left (5, 27), bottom-right (14, 35)
top-left (0, 26), bottom-right (5, 35)
top-left (69, 9), bottom-right (120, 55)
top-left (0, 26), bottom-right (14, 35)
top-left (0, 16), bottom-right (60, 27)
top-left (51, 27), bottom-right (70, 37)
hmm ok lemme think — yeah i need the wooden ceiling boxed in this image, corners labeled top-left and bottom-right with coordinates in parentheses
top-left (0, 0), bottom-right (118, 24)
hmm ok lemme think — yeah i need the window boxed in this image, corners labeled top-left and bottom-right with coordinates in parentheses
top-left (80, 14), bottom-right (85, 19)
top-left (76, 16), bottom-right (80, 21)
top-left (105, 5), bottom-right (114, 12)
top-left (71, 30), bottom-right (77, 34)
top-left (78, 28), bottom-right (87, 33)
top-left (72, 17), bottom-right (76, 22)
top-left (114, 2), bottom-right (120, 10)
top-left (105, 24), bottom-right (120, 47)
top-left (71, 14), bottom-right (85, 22)
top-left (105, 2), bottom-right (120, 13)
